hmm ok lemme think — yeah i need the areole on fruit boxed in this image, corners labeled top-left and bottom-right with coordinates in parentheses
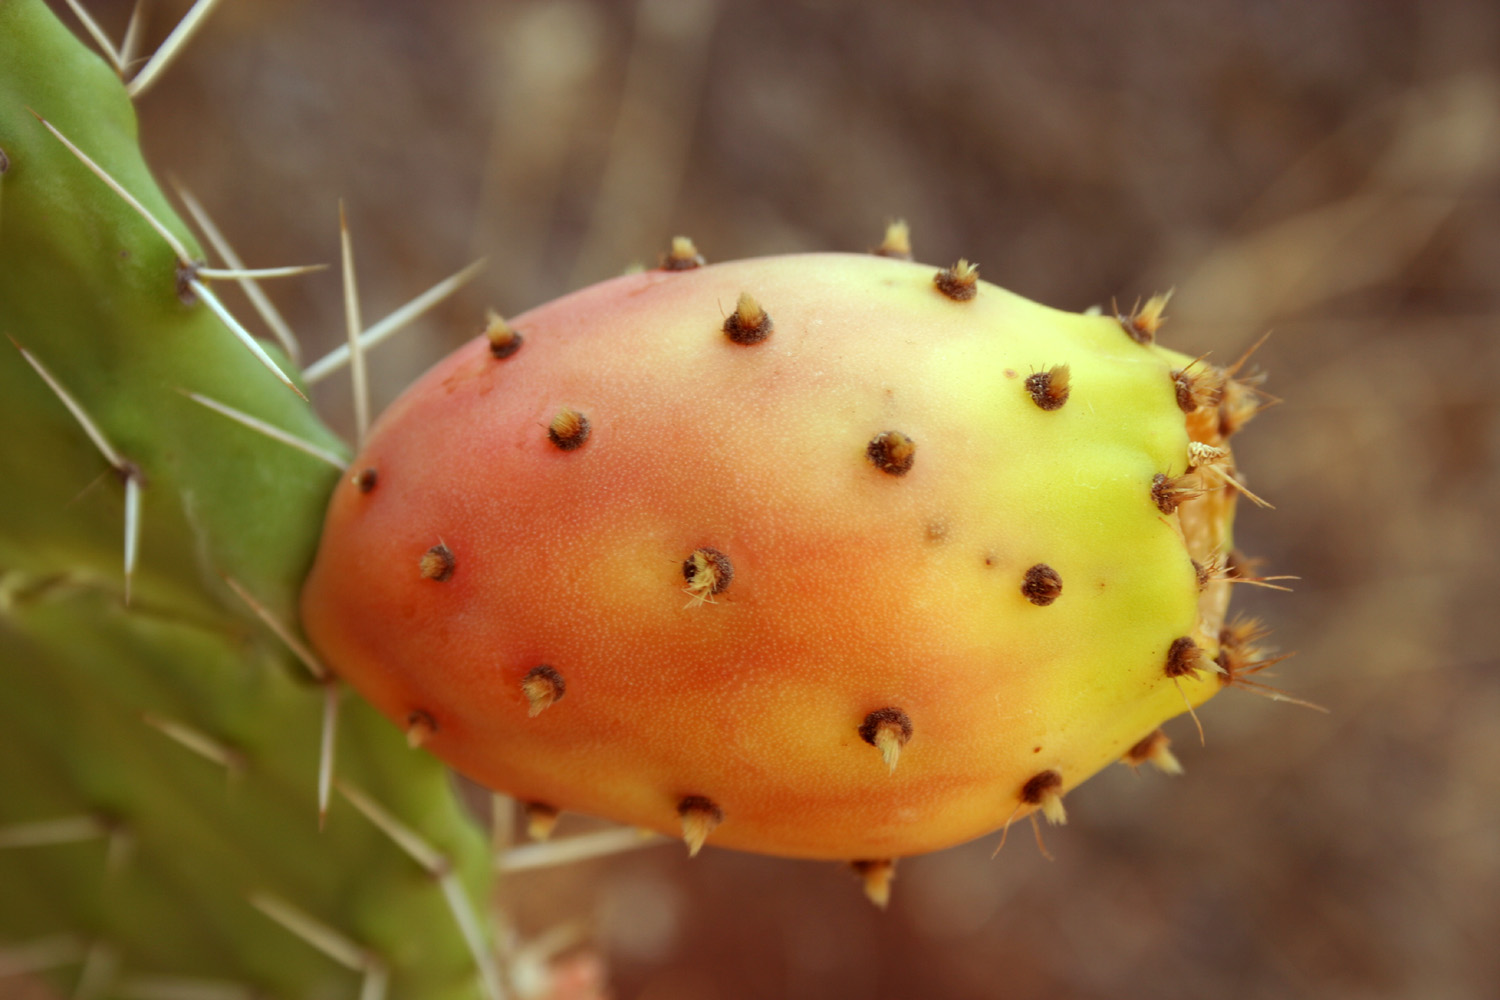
top-left (301, 240), bottom-right (1282, 868)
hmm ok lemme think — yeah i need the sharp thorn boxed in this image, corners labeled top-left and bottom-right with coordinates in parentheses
top-left (0, 816), bottom-right (107, 850)
top-left (338, 201), bottom-right (369, 447)
top-left (991, 804), bottom-right (1022, 858)
top-left (175, 183), bottom-right (304, 363)
top-left (119, 1), bottom-right (149, 72)
top-left (122, 473), bottom-right (141, 606)
top-left (248, 892), bottom-right (371, 972)
top-left (1029, 813), bottom-right (1053, 861)
top-left (186, 279), bottom-right (307, 400)
top-left (318, 682), bottom-right (341, 829)
top-left (180, 390), bottom-right (346, 469)
top-left (126, 0), bottom-right (225, 99)
top-left (495, 828), bottom-right (669, 873)
top-left (1224, 329), bottom-right (1275, 379)
top-left (436, 872), bottom-right (505, 1000)
top-left (31, 113), bottom-right (193, 263)
top-left (334, 782), bottom-right (502, 1000)
top-left (61, 0), bottom-right (125, 72)
top-left (196, 264), bottom-right (327, 281)
top-left (302, 258), bottom-right (487, 384)
top-left (336, 782), bottom-right (447, 874)
top-left (1172, 677), bottom-right (1207, 746)
top-left (10, 336), bottom-right (126, 468)
top-left (10, 337), bottom-right (144, 602)
top-left (141, 712), bottom-right (245, 775)
top-left (222, 575), bottom-right (328, 681)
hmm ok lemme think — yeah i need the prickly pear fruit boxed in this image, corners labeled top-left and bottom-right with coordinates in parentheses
top-left (302, 252), bottom-right (1271, 861)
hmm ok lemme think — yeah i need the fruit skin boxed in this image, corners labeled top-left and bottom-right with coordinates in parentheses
top-left (302, 253), bottom-right (1235, 861)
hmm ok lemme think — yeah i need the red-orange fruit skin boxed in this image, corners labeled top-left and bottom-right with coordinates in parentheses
top-left (301, 254), bottom-right (1218, 860)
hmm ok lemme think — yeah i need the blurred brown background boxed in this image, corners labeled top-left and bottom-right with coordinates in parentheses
top-left (59, 0), bottom-right (1500, 997)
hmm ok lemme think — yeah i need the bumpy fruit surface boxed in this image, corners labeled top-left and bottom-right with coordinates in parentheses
top-left (302, 252), bottom-right (1261, 861)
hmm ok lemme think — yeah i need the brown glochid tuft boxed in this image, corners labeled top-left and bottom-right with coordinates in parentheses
top-left (682, 547), bottom-right (734, 605)
top-left (355, 467), bottom-right (378, 493)
top-left (1021, 564), bottom-right (1063, 606)
top-left (867, 430), bottom-right (916, 476)
top-left (1172, 364), bottom-right (1223, 413)
top-left (677, 795), bottom-right (724, 857)
top-left (521, 664), bottom-right (566, 717)
top-left (405, 710), bottom-right (437, 749)
top-left (723, 291), bottom-right (773, 345)
top-left (1021, 769), bottom-right (1063, 804)
top-left (1193, 557), bottom-right (1214, 592)
top-left (1173, 369), bottom-right (1196, 412)
top-left (1218, 617), bottom-right (1267, 668)
top-left (484, 310), bottom-right (523, 359)
top-left (419, 542), bottom-right (455, 582)
top-left (850, 859), bottom-right (897, 908)
top-left (872, 220), bottom-right (913, 260)
top-left (1021, 770), bottom-right (1068, 825)
top-left (1117, 291), bottom-right (1172, 345)
top-left (1218, 377), bottom-right (1270, 438)
top-left (859, 707), bottom-right (913, 773)
top-left (1122, 729), bottom-right (1183, 775)
top-left (661, 235), bottom-right (706, 271)
top-left (1164, 636), bottom-right (1203, 678)
top-left (547, 407), bottom-right (590, 451)
top-left (1025, 364), bottom-right (1071, 411)
top-left (934, 259), bottom-right (979, 301)
top-left (523, 801), bottom-right (560, 841)
top-left (1151, 472), bottom-right (1202, 515)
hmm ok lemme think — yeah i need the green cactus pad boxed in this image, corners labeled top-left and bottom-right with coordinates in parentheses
top-left (0, 3), bottom-right (496, 996)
